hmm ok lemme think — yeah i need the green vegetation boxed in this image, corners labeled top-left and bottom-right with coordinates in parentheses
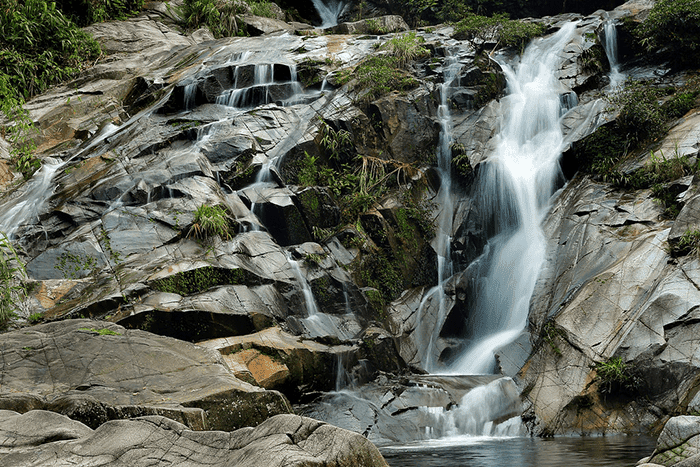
top-left (79, 327), bottom-right (121, 336)
top-left (55, 0), bottom-right (144, 25)
top-left (577, 79), bottom-right (700, 193)
top-left (453, 12), bottom-right (545, 53)
top-left (542, 321), bottom-right (564, 356)
top-left (364, 288), bottom-right (385, 318)
top-left (181, 0), bottom-right (247, 37)
top-left (0, 233), bottom-right (26, 329)
top-left (343, 32), bottom-right (429, 103)
top-left (381, 32), bottom-right (430, 68)
top-left (249, 0), bottom-right (277, 18)
top-left (190, 204), bottom-right (234, 240)
top-left (0, 0), bottom-right (101, 101)
top-left (55, 252), bottom-right (99, 279)
top-left (0, 0), bottom-right (103, 178)
top-left (351, 56), bottom-right (420, 102)
top-left (671, 230), bottom-right (700, 258)
top-left (151, 266), bottom-right (250, 296)
top-left (634, 0), bottom-right (700, 67)
top-left (304, 252), bottom-right (326, 268)
top-left (27, 312), bottom-right (43, 324)
top-left (595, 357), bottom-right (639, 396)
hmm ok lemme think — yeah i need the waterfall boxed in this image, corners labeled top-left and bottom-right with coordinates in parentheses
top-left (603, 20), bottom-right (624, 89)
top-left (216, 63), bottom-right (303, 108)
top-left (312, 0), bottom-right (346, 28)
top-left (449, 22), bottom-right (578, 374)
top-left (415, 49), bottom-right (462, 372)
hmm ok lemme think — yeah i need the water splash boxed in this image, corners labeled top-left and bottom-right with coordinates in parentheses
top-left (450, 22), bottom-right (579, 374)
top-left (312, 0), bottom-right (346, 28)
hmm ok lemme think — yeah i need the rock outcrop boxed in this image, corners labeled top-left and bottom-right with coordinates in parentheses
top-left (0, 320), bottom-right (291, 431)
top-left (638, 416), bottom-right (700, 467)
top-left (0, 411), bottom-right (389, 467)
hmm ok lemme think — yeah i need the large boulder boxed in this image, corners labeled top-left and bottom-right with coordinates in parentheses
top-left (640, 416), bottom-right (700, 467)
top-left (0, 320), bottom-right (291, 431)
top-left (0, 411), bottom-right (389, 467)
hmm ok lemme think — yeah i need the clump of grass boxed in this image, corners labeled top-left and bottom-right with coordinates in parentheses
top-left (381, 32), bottom-right (429, 68)
top-left (27, 312), bottom-right (43, 324)
top-left (595, 357), bottom-right (639, 396)
top-left (189, 204), bottom-right (233, 240)
top-left (672, 229), bottom-right (700, 257)
top-left (350, 56), bottom-right (420, 102)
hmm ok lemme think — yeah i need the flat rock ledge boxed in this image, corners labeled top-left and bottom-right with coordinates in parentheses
top-left (0, 410), bottom-right (389, 467)
top-left (0, 319), bottom-right (291, 431)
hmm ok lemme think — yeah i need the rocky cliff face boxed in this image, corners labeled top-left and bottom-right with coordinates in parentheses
top-left (0, 0), bottom-right (697, 451)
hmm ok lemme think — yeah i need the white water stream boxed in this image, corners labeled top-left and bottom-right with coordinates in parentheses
top-left (449, 22), bottom-right (578, 374)
top-left (415, 49), bottom-right (462, 372)
top-left (603, 20), bottom-right (625, 89)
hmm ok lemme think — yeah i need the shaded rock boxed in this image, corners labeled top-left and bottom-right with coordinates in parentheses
top-left (0, 412), bottom-right (389, 467)
top-left (0, 319), bottom-right (291, 431)
top-left (368, 88), bottom-right (439, 164)
top-left (331, 15), bottom-right (408, 34)
top-left (200, 327), bottom-right (359, 398)
top-left (293, 186), bottom-right (342, 231)
top-left (239, 186), bottom-right (313, 246)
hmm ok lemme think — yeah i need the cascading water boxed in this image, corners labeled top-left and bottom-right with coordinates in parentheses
top-left (312, 0), bottom-right (346, 28)
top-left (285, 250), bottom-right (353, 340)
top-left (603, 19), bottom-right (625, 89)
top-left (448, 22), bottom-right (579, 374)
top-left (415, 48), bottom-right (462, 372)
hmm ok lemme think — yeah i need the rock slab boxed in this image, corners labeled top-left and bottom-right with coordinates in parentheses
top-left (0, 319), bottom-right (291, 431)
top-left (0, 411), bottom-right (389, 467)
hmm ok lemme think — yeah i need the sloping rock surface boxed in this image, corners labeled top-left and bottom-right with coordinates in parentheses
top-left (0, 320), bottom-right (291, 431)
top-left (0, 411), bottom-right (389, 467)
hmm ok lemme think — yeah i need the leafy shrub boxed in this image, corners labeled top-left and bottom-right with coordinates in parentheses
top-left (190, 204), bottom-right (233, 240)
top-left (0, 0), bottom-right (101, 100)
top-left (27, 312), bottom-right (43, 324)
top-left (671, 230), bottom-right (700, 257)
top-left (663, 90), bottom-right (699, 120)
top-left (625, 149), bottom-right (698, 190)
top-left (298, 151), bottom-right (321, 186)
top-left (608, 79), bottom-right (665, 144)
top-left (249, 0), bottom-right (276, 18)
top-left (393, 0), bottom-right (437, 27)
top-left (634, 0), bottom-right (700, 67)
